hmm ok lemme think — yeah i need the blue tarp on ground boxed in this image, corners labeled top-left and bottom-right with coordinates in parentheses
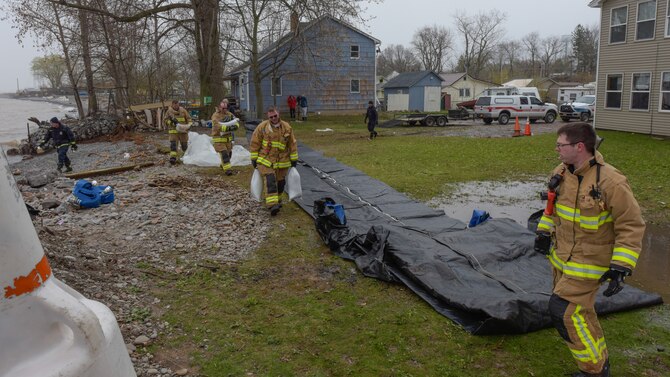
top-left (292, 144), bottom-right (663, 335)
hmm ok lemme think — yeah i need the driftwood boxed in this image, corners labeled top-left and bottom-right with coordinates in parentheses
top-left (64, 162), bottom-right (154, 179)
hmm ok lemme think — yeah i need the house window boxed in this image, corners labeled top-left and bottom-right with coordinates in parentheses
top-left (636, 1), bottom-right (657, 40)
top-left (271, 77), bottom-right (282, 96)
top-left (459, 88), bottom-right (470, 97)
top-left (570, 93), bottom-right (577, 101)
top-left (666, 0), bottom-right (670, 37)
top-left (610, 6), bottom-right (628, 43)
top-left (350, 79), bottom-right (360, 93)
top-left (661, 72), bottom-right (670, 111)
top-left (631, 73), bottom-right (651, 110)
top-left (605, 74), bottom-right (623, 109)
top-left (350, 45), bottom-right (359, 59)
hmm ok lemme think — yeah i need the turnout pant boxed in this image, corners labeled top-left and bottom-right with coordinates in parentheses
top-left (550, 268), bottom-right (608, 375)
top-left (258, 165), bottom-right (288, 208)
top-left (214, 141), bottom-right (233, 172)
top-left (168, 132), bottom-right (189, 159)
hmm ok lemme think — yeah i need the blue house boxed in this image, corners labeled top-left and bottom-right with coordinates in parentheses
top-left (383, 71), bottom-right (444, 112)
top-left (228, 15), bottom-right (380, 117)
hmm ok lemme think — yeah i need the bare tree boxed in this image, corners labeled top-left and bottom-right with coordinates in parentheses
top-left (377, 44), bottom-right (421, 76)
top-left (499, 40), bottom-right (521, 77)
top-left (411, 25), bottom-right (453, 73)
top-left (31, 55), bottom-right (67, 88)
top-left (522, 32), bottom-right (541, 77)
top-left (453, 9), bottom-right (506, 77)
top-left (539, 36), bottom-right (564, 77)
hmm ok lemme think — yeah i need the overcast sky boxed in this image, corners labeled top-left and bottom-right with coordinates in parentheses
top-left (0, 0), bottom-right (602, 93)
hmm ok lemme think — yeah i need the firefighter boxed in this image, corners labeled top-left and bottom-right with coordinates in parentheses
top-left (534, 122), bottom-right (645, 377)
top-left (164, 99), bottom-right (192, 164)
top-left (39, 117), bottom-right (77, 173)
top-left (211, 99), bottom-right (238, 175)
top-left (249, 106), bottom-right (298, 216)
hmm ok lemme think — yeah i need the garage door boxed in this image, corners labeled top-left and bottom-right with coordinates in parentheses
top-left (424, 86), bottom-right (441, 112)
top-left (387, 94), bottom-right (409, 111)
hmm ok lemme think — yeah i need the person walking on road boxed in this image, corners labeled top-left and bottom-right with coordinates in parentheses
top-left (249, 107), bottom-right (298, 216)
top-left (39, 117), bottom-right (77, 173)
top-left (364, 100), bottom-right (378, 140)
top-left (533, 122), bottom-right (645, 377)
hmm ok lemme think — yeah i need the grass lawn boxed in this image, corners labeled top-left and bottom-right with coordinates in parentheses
top-left (153, 115), bottom-right (670, 376)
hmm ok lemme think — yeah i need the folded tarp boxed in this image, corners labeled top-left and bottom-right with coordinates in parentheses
top-left (293, 145), bottom-right (663, 335)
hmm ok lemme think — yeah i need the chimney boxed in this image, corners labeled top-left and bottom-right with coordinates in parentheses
top-left (290, 12), bottom-right (299, 33)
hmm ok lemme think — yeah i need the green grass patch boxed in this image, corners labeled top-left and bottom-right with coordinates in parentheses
top-left (153, 116), bottom-right (669, 376)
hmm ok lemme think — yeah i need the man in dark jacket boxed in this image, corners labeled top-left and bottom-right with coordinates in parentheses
top-left (364, 101), bottom-right (379, 140)
top-left (40, 117), bottom-right (77, 172)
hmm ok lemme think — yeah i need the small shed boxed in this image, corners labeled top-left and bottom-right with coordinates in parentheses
top-left (383, 71), bottom-right (443, 112)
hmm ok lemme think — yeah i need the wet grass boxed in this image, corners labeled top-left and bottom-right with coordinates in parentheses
top-left (153, 116), bottom-right (669, 376)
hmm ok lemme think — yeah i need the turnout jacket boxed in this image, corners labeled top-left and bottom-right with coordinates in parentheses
top-left (538, 151), bottom-right (645, 280)
top-left (211, 109), bottom-right (236, 143)
top-left (164, 106), bottom-right (191, 133)
top-left (249, 120), bottom-right (298, 169)
top-left (43, 124), bottom-right (75, 148)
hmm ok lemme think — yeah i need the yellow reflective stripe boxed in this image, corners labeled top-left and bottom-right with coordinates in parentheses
top-left (257, 157), bottom-right (273, 167)
top-left (275, 161), bottom-right (291, 169)
top-left (549, 250), bottom-right (608, 279)
top-left (555, 204), bottom-right (612, 230)
top-left (538, 215), bottom-right (554, 231)
top-left (221, 163), bottom-right (231, 170)
top-left (175, 117), bottom-right (186, 123)
top-left (270, 141), bottom-right (286, 150)
top-left (571, 304), bottom-right (601, 364)
top-left (170, 151), bottom-right (178, 157)
top-left (265, 195), bottom-right (279, 204)
top-left (612, 247), bottom-right (639, 268)
top-left (262, 140), bottom-right (269, 147)
top-left (57, 143), bottom-right (71, 148)
top-left (250, 152), bottom-right (258, 159)
top-left (289, 153), bottom-right (298, 160)
top-left (168, 130), bottom-right (178, 134)
top-left (569, 337), bottom-right (606, 363)
top-left (213, 137), bottom-right (232, 143)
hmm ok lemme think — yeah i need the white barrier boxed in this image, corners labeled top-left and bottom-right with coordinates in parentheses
top-left (0, 149), bottom-right (136, 377)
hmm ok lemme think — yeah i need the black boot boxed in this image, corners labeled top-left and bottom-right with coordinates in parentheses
top-left (169, 156), bottom-right (177, 165)
top-left (270, 204), bottom-right (281, 216)
top-left (571, 359), bottom-right (609, 377)
top-left (65, 166), bottom-right (73, 172)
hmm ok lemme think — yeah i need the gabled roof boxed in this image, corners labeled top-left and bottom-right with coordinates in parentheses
top-left (229, 15), bottom-right (380, 75)
top-left (439, 73), bottom-right (466, 86)
top-left (503, 78), bottom-right (533, 87)
top-left (383, 71), bottom-right (443, 88)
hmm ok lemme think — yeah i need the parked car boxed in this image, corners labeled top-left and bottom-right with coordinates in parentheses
top-left (559, 95), bottom-right (595, 122)
top-left (474, 95), bottom-right (558, 125)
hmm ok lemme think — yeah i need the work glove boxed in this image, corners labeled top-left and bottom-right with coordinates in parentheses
top-left (71, 144), bottom-right (78, 151)
top-left (533, 232), bottom-right (552, 255)
top-left (251, 160), bottom-right (257, 169)
top-left (291, 161), bottom-right (297, 168)
top-left (599, 264), bottom-right (632, 297)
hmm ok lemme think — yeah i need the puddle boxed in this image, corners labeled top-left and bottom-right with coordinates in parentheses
top-left (429, 180), bottom-right (670, 302)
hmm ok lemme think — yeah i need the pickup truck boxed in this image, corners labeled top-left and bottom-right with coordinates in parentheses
top-left (559, 95), bottom-right (595, 122)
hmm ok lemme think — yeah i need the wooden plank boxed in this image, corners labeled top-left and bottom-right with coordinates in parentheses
top-left (64, 163), bottom-right (155, 179)
top-left (129, 101), bottom-right (171, 112)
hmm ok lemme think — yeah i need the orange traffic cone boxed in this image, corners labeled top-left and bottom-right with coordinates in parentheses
top-left (524, 118), bottom-right (532, 136)
top-left (512, 117), bottom-right (521, 137)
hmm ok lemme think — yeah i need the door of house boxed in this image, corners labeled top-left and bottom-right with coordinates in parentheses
top-left (424, 86), bottom-right (441, 112)
top-left (387, 94), bottom-right (409, 111)
top-left (444, 94), bottom-right (451, 110)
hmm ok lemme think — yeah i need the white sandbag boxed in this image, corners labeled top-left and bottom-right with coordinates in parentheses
top-left (285, 167), bottom-right (302, 201)
top-left (219, 118), bottom-right (240, 127)
top-left (182, 131), bottom-right (220, 167)
top-left (230, 145), bottom-right (251, 166)
top-left (176, 122), bottom-right (192, 133)
top-left (250, 169), bottom-right (263, 202)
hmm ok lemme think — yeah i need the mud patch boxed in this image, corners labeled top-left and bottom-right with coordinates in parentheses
top-left (427, 179), bottom-right (546, 227)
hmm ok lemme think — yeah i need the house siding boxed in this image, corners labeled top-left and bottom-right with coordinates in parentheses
top-left (595, 0), bottom-right (670, 136)
top-left (383, 72), bottom-right (442, 112)
top-left (442, 76), bottom-right (493, 109)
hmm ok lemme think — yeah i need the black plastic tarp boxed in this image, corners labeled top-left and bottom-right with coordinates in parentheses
top-left (293, 145), bottom-right (663, 335)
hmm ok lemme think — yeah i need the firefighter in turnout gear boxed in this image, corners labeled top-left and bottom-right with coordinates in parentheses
top-left (211, 99), bottom-right (238, 175)
top-left (165, 99), bottom-right (192, 164)
top-left (40, 117), bottom-right (77, 173)
top-left (534, 123), bottom-right (645, 377)
top-left (249, 106), bottom-right (298, 216)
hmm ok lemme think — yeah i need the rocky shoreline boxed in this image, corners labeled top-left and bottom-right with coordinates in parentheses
top-left (10, 131), bottom-right (266, 377)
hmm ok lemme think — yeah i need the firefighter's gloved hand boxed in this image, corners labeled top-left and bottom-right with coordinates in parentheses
top-left (251, 160), bottom-right (257, 169)
top-left (599, 265), bottom-right (632, 297)
top-left (71, 144), bottom-right (78, 151)
top-left (533, 232), bottom-right (552, 255)
top-left (291, 161), bottom-right (297, 168)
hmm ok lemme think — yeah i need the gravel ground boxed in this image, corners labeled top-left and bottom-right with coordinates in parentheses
top-left (10, 130), bottom-right (267, 377)
top-left (381, 117), bottom-right (570, 138)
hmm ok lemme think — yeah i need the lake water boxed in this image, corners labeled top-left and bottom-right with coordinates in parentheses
top-left (0, 97), bottom-right (78, 146)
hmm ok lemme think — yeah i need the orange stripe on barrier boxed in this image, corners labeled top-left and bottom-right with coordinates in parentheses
top-left (3, 255), bottom-right (52, 299)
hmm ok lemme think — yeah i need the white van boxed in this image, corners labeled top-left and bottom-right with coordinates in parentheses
top-left (480, 86), bottom-right (542, 100)
top-left (474, 95), bottom-right (558, 125)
